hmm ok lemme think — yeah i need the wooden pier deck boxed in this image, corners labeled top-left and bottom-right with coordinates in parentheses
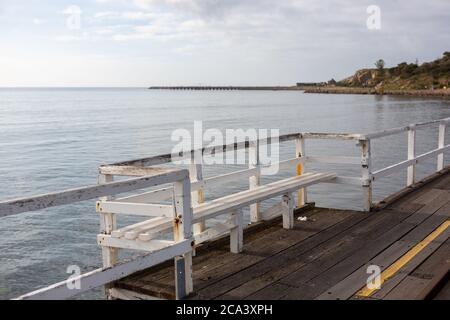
top-left (112, 170), bottom-right (450, 300)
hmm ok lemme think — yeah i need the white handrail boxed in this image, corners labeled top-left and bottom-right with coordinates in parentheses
top-left (0, 170), bottom-right (188, 218)
top-left (363, 117), bottom-right (450, 140)
top-left (372, 144), bottom-right (450, 181)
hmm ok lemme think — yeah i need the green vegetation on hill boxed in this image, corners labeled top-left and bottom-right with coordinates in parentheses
top-left (337, 52), bottom-right (450, 91)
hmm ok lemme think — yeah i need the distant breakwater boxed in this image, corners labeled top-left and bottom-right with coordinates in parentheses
top-left (148, 86), bottom-right (303, 91)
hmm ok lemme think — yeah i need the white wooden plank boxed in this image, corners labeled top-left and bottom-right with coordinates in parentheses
top-left (111, 217), bottom-right (169, 238)
top-left (306, 156), bottom-right (361, 165)
top-left (364, 118), bottom-right (450, 140)
top-left (97, 201), bottom-right (174, 217)
top-left (98, 235), bottom-right (176, 252)
top-left (416, 144), bottom-right (450, 162)
top-left (99, 166), bottom-right (178, 177)
top-left (138, 229), bottom-right (170, 242)
top-left (364, 126), bottom-right (409, 139)
top-left (373, 144), bottom-right (450, 180)
top-left (15, 239), bottom-right (192, 300)
top-left (301, 133), bottom-right (363, 140)
top-left (125, 227), bottom-right (159, 240)
top-left (136, 219), bottom-right (175, 241)
top-left (372, 158), bottom-right (416, 180)
top-left (0, 170), bottom-right (189, 218)
top-left (116, 187), bottom-right (173, 204)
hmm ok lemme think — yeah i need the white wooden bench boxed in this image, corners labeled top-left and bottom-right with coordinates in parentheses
top-left (97, 171), bottom-right (336, 254)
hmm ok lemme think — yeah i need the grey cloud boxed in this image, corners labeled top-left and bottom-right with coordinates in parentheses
top-left (69, 0), bottom-right (450, 84)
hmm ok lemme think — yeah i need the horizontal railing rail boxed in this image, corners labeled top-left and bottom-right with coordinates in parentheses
top-left (108, 132), bottom-right (364, 168)
top-left (362, 118), bottom-right (450, 140)
top-left (0, 171), bottom-right (186, 218)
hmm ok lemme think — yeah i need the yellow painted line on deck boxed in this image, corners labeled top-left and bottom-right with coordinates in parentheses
top-left (357, 220), bottom-right (450, 297)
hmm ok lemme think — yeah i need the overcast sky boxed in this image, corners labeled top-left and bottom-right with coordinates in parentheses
top-left (0, 0), bottom-right (449, 87)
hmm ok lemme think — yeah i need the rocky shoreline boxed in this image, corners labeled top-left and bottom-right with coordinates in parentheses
top-left (302, 86), bottom-right (450, 97)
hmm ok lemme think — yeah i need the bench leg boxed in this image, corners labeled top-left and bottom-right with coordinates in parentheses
top-left (230, 209), bottom-right (244, 253)
top-left (175, 252), bottom-right (193, 299)
top-left (282, 193), bottom-right (294, 229)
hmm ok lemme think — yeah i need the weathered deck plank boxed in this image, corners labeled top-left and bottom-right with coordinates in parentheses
top-left (113, 171), bottom-right (450, 300)
top-left (383, 240), bottom-right (450, 300)
top-left (246, 210), bottom-right (418, 300)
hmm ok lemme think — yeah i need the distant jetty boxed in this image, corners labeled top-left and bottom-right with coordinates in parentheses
top-left (148, 86), bottom-right (303, 91)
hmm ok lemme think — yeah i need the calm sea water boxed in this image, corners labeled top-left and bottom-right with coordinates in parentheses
top-left (0, 88), bottom-right (449, 299)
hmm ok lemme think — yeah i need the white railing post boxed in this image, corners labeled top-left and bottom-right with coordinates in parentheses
top-left (359, 139), bottom-right (372, 212)
top-left (295, 135), bottom-right (307, 207)
top-left (407, 125), bottom-right (416, 186)
top-left (437, 121), bottom-right (446, 171)
top-left (190, 152), bottom-right (205, 235)
top-left (97, 173), bottom-right (118, 299)
top-left (173, 177), bottom-right (194, 299)
top-left (249, 140), bottom-right (261, 223)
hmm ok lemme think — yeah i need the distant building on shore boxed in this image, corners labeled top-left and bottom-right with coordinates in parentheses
top-left (296, 82), bottom-right (328, 87)
top-left (297, 79), bottom-right (337, 87)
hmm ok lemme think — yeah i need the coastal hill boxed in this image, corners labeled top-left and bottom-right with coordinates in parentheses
top-left (303, 52), bottom-right (450, 96)
top-left (339, 52), bottom-right (450, 90)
